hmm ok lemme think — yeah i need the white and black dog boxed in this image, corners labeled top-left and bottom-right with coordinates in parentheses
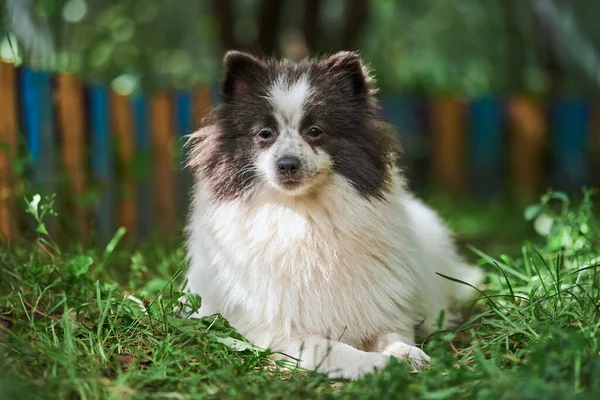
top-left (183, 50), bottom-right (484, 380)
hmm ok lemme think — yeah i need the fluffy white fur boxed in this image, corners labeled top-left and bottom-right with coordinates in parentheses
top-left (268, 74), bottom-right (310, 130)
top-left (184, 172), bottom-right (483, 379)
top-left (183, 64), bottom-right (484, 380)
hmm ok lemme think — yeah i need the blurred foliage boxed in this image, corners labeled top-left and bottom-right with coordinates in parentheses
top-left (1, 0), bottom-right (599, 94)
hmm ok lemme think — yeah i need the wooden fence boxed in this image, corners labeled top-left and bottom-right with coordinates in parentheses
top-left (1, 60), bottom-right (600, 243)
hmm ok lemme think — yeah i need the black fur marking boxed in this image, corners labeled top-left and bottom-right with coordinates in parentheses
top-left (222, 51), bottom-right (267, 103)
top-left (187, 51), bottom-right (400, 202)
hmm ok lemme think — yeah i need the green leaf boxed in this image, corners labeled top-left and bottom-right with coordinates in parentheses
top-left (524, 204), bottom-right (543, 221)
top-left (131, 251), bottom-right (148, 272)
top-left (36, 223), bottom-right (48, 236)
top-left (27, 194), bottom-right (42, 220)
top-left (549, 235), bottom-right (563, 251)
top-left (549, 191), bottom-right (569, 203)
top-left (215, 336), bottom-right (263, 353)
top-left (166, 316), bottom-right (205, 333)
top-left (141, 278), bottom-right (171, 295)
top-left (182, 293), bottom-right (202, 313)
top-left (533, 214), bottom-right (554, 237)
top-left (68, 255), bottom-right (94, 277)
top-left (104, 227), bottom-right (126, 259)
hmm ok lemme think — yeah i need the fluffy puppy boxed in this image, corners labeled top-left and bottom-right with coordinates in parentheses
top-left (183, 50), bottom-right (484, 380)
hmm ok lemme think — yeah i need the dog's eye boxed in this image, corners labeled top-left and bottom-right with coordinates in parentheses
top-left (307, 127), bottom-right (323, 138)
top-left (258, 129), bottom-right (273, 140)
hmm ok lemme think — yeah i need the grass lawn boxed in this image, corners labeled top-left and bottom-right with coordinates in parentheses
top-left (1, 189), bottom-right (600, 399)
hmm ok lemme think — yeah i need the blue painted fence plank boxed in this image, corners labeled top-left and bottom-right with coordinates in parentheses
top-left (89, 83), bottom-right (114, 243)
top-left (379, 94), bottom-right (430, 190)
top-left (21, 68), bottom-right (42, 186)
top-left (469, 96), bottom-right (504, 197)
top-left (211, 82), bottom-right (221, 105)
top-left (551, 99), bottom-right (590, 191)
top-left (175, 90), bottom-right (193, 219)
top-left (380, 95), bottom-right (426, 158)
top-left (175, 90), bottom-right (192, 138)
top-left (21, 68), bottom-right (56, 194)
top-left (39, 71), bottom-right (56, 198)
top-left (132, 92), bottom-right (152, 240)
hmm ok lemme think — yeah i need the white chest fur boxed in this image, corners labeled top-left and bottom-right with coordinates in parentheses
top-left (184, 176), bottom-right (462, 350)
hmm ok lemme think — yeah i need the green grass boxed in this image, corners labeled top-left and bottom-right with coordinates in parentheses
top-left (1, 190), bottom-right (600, 399)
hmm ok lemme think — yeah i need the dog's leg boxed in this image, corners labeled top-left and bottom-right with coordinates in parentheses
top-left (276, 335), bottom-right (390, 380)
top-left (373, 332), bottom-right (430, 371)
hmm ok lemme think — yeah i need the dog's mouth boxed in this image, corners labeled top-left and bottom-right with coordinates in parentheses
top-left (275, 176), bottom-right (306, 192)
top-left (278, 176), bottom-right (304, 188)
top-left (272, 170), bottom-right (329, 195)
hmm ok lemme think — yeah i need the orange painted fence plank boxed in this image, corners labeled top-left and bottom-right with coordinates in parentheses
top-left (150, 92), bottom-right (176, 233)
top-left (193, 87), bottom-right (212, 129)
top-left (111, 92), bottom-right (136, 236)
top-left (507, 96), bottom-right (547, 197)
top-left (56, 74), bottom-right (88, 240)
top-left (0, 61), bottom-right (19, 240)
top-left (430, 97), bottom-right (467, 192)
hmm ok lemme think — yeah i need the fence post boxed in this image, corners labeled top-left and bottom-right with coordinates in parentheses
top-left (150, 92), bottom-right (176, 234)
top-left (430, 96), bottom-right (467, 193)
top-left (176, 90), bottom-right (193, 136)
top-left (380, 94), bottom-right (429, 190)
top-left (132, 92), bottom-right (152, 240)
top-left (21, 68), bottom-right (57, 236)
top-left (111, 92), bottom-right (136, 238)
top-left (550, 98), bottom-right (590, 192)
top-left (56, 74), bottom-right (88, 241)
top-left (507, 96), bottom-right (547, 199)
top-left (21, 69), bottom-right (53, 191)
top-left (193, 86), bottom-right (212, 128)
top-left (176, 90), bottom-right (193, 220)
top-left (469, 96), bottom-right (505, 197)
top-left (89, 83), bottom-right (115, 243)
top-left (590, 102), bottom-right (600, 189)
top-left (0, 61), bottom-right (18, 241)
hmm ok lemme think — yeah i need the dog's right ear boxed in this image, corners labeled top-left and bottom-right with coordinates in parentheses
top-left (222, 51), bottom-right (265, 103)
top-left (321, 51), bottom-right (374, 98)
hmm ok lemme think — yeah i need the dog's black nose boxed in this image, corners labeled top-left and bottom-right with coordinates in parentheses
top-left (277, 157), bottom-right (300, 176)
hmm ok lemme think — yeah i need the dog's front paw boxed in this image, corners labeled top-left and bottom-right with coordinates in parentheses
top-left (325, 352), bottom-right (390, 380)
top-left (382, 341), bottom-right (430, 371)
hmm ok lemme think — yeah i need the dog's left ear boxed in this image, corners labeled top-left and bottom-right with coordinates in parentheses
top-left (321, 51), bottom-right (373, 98)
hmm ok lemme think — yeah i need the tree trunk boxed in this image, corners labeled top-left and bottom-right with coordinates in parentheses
top-left (341, 0), bottom-right (369, 50)
top-left (501, 0), bottom-right (525, 92)
top-left (303, 0), bottom-right (322, 55)
top-left (211, 0), bottom-right (237, 51)
top-left (530, 0), bottom-right (565, 96)
top-left (257, 0), bottom-right (285, 55)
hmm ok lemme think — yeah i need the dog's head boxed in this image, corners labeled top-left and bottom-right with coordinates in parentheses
top-left (190, 51), bottom-right (399, 201)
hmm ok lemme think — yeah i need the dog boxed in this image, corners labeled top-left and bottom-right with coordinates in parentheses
top-left (182, 50), bottom-right (484, 380)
